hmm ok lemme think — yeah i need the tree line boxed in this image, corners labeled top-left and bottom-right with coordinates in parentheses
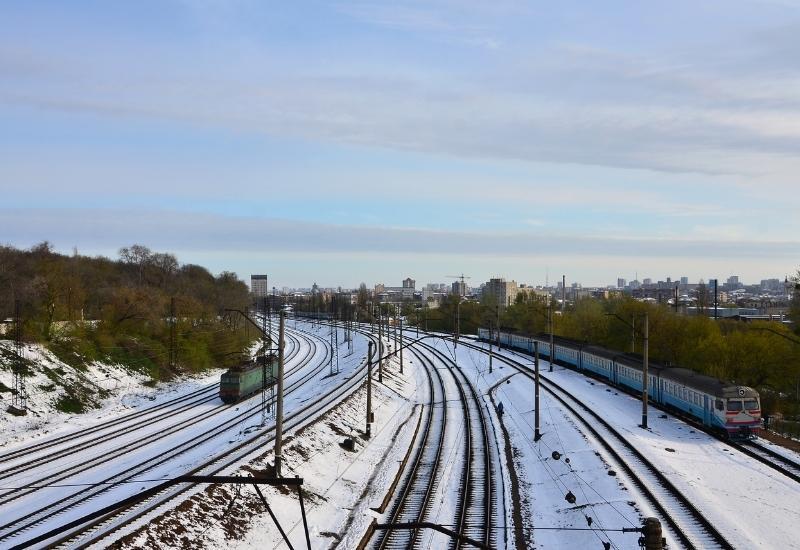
top-left (394, 284), bottom-right (800, 416)
top-left (0, 242), bottom-right (257, 379)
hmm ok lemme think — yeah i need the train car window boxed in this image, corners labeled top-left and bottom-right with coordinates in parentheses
top-left (744, 400), bottom-right (759, 410)
top-left (715, 399), bottom-right (723, 410)
top-left (727, 400), bottom-right (743, 411)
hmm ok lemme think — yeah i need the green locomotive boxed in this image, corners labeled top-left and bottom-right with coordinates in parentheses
top-left (219, 354), bottom-right (279, 403)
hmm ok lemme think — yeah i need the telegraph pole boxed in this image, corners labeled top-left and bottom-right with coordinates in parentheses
top-left (488, 320), bottom-right (493, 374)
top-left (366, 342), bottom-right (374, 438)
top-left (642, 312), bottom-right (649, 429)
top-left (378, 307), bottom-right (383, 382)
top-left (496, 305), bottom-right (500, 350)
top-left (714, 279), bottom-right (719, 320)
top-left (548, 301), bottom-right (554, 372)
top-left (399, 317), bottom-right (404, 374)
top-left (534, 340), bottom-right (541, 441)
top-left (169, 297), bottom-right (177, 374)
top-left (454, 298), bottom-right (461, 350)
top-left (274, 311), bottom-right (286, 477)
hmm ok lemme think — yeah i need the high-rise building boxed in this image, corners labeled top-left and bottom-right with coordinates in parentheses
top-left (680, 276), bottom-right (689, 285)
top-left (617, 278), bottom-right (626, 289)
top-left (250, 275), bottom-right (268, 297)
top-left (483, 277), bottom-right (519, 308)
top-left (643, 278), bottom-right (652, 286)
top-left (451, 281), bottom-right (466, 296)
top-left (402, 277), bottom-right (416, 289)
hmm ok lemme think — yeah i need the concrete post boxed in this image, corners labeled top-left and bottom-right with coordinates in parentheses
top-left (534, 340), bottom-right (541, 441)
top-left (366, 341), bottom-right (373, 438)
top-left (275, 311), bottom-right (286, 476)
top-left (399, 317), bottom-right (404, 374)
top-left (642, 312), bottom-right (649, 429)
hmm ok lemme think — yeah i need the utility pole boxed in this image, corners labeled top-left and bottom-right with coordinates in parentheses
top-left (454, 299), bottom-right (460, 350)
top-left (378, 307), bottom-right (383, 383)
top-left (399, 317), bottom-right (404, 374)
top-left (366, 341), bottom-right (374, 438)
top-left (169, 297), bottom-right (176, 374)
top-left (642, 312), bottom-right (649, 429)
top-left (631, 316), bottom-right (636, 354)
top-left (534, 340), bottom-right (541, 441)
top-left (674, 285), bottom-right (679, 314)
top-left (561, 274), bottom-right (566, 314)
top-left (714, 279), bottom-right (719, 320)
top-left (548, 301), bottom-right (554, 372)
top-left (488, 320), bottom-right (493, 374)
top-left (496, 305), bottom-right (500, 350)
top-left (275, 311), bottom-right (286, 477)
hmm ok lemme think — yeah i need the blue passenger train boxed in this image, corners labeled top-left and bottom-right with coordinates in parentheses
top-left (478, 328), bottom-right (761, 438)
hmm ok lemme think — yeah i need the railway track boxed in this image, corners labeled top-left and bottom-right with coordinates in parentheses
top-left (418, 341), bottom-right (494, 549)
top-left (457, 338), bottom-right (735, 550)
top-left (36, 326), bottom-right (372, 550)
top-left (374, 346), bottom-right (448, 550)
top-left (735, 440), bottom-right (800, 482)
top-left (1, 325), bottom-right (340, 549)
top-left (366, 329), bottom-right (494, 550)
top-left (484, 336), bottom-right (800, 486)
top-left (0, 328), bottom-right (302, 472)
top-left (0, 330), bottom-right (307, 499)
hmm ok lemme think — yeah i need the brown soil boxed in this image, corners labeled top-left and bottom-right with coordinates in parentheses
top-left (488, 389), bottom-right (529, 549)
top-left (762, 429), bottom-right (800, 453)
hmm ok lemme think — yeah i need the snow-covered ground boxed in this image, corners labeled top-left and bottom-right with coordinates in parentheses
top-left (0, 322), bottom-right (371, 548)
top-left (0, 340), bottom-right (220, 449)
top-left (116, 344), bottom-right (419, 549)
top-left (5, 325), bottom-right (799, 549)
top-left (457, 337), bottom-right (800, 549)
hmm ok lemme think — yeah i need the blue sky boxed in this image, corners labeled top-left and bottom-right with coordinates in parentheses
top-left (1, 0), bottom-right (799, 288)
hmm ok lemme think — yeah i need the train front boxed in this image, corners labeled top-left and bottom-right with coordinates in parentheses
top-left (716, 386), bottom-right (761, 438)
top-left (219, 369), bottom-right (242, 403)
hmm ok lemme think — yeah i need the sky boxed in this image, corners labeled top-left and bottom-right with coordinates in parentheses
top-left (1, 0), bottom-right (799, 289)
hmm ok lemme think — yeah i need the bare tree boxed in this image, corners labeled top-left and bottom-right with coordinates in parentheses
top-left (119, 244), bottom-right (152, 285)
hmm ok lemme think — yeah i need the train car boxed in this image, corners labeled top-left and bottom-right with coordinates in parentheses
top-left (581, 346), bottom-right (616, 381)
top-left (219, 354), bottom-right (279, 404)
top-left (481, 328), bottom-right (761, 439)
top-left (660, 368), bottom-right (761, 438)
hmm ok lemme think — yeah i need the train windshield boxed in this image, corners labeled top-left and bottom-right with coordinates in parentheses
top-left (744, 399), bottom-right (759, 410)
top-left (727, 400), bottom-right (743, 411)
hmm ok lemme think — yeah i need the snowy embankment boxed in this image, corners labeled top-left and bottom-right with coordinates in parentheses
top-left (114, 333), bottom-right (418, 549)
top-left (0, 340), bottom-right (218, 450)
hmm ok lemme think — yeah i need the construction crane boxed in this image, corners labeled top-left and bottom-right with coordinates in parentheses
top-left (446, 274), bottom-right (471, 297)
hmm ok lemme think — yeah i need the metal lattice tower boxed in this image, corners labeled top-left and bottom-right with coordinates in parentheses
top-left (11, 301), bottom-right (27, 414)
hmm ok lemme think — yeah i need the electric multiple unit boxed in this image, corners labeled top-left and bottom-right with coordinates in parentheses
top-left (478, 328), bottom-right (761, 438)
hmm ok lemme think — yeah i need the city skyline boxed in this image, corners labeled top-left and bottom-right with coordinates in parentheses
top-left (2, 2), bottom-right (799, 286)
